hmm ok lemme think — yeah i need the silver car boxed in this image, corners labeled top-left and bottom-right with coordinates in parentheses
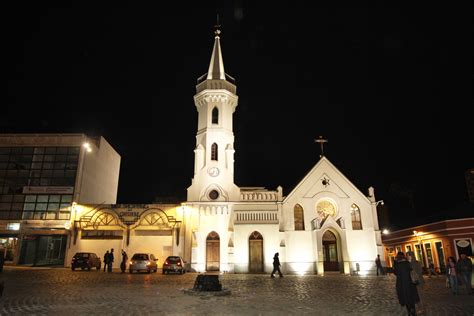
top-left (129, 253), bottom-right (158, 273)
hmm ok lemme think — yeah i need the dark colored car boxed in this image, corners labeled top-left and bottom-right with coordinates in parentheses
top-left (162, 256), bottom-right (186, 274)
top-left (71, 252), bottom-right (101, 271)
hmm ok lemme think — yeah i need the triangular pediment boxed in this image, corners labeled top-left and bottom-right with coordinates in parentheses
top-left (302, 172), bottom-right (349, 199)
top-left (284, 156), bottom-right (370, 204)
top-left (318, 215), bottom-right (346, 236)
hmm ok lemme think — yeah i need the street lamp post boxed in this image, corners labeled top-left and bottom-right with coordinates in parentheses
top-left (371, 200), bottom-right (384, 231)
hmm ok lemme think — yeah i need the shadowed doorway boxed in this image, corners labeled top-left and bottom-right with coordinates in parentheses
top-left (322, 230), bottom-right (339, 271)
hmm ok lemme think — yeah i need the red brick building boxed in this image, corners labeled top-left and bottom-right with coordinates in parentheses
top-left (382, 218), bottom-right (474, 272)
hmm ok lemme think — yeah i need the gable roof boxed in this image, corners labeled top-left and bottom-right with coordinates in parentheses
top-left (283, 156), bottom-right (371, 204)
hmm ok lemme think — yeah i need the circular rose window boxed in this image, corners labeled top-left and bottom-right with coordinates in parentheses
top-left (209, 190), bottom-right (219, 200)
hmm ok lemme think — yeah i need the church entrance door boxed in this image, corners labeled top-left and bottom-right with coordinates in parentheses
top-left (206, 231), bottom-right (220, 271)
top-left (322, 230), bottom-right (339, 271)
top-left (249, 231), bottom-right (263, 273)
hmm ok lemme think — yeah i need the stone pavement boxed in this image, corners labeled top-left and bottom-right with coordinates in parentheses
top-left (0, 267), bottom-right (472, 315)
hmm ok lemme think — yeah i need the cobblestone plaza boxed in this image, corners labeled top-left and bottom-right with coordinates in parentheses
top-left (0, 267), bottom-right (472, 315)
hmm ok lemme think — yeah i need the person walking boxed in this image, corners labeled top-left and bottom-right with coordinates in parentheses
top-left (407, 251), bottom-right (425, 314)
top-left (394, 252), bottom-right (419, 316)
top-left (108, 248), bottom-right (114, 272)
top-left (446, 257), bottom-right (458, 295)
top-left (270, 252), bottom-right (283, 278)
top-left (375, 254), bottom-right (384, 276)
top-left (427, 262), bottom-right (438, 277)
top-left (120, 250), bottom-right (128, 273)
top-left (456, 253), bottom-right (472, 295)
top-left (103, 250), bottom-right (110, 272)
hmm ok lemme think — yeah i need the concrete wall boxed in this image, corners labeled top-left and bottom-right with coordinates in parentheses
top-left (78, 137), bottom-right (120, 205)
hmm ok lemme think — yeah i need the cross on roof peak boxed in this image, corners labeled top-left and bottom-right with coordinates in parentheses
top-left (314, 136), bottom-right (328, 158)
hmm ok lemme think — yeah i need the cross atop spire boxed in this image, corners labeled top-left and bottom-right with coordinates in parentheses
top-left (315, 136), bottom-right (328, 158)
top-left (214, 13), bottom-right (221, 37)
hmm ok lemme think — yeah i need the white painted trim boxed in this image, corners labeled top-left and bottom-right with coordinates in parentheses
top-left (388, 218), bottom-right (474, 235)
top-left (383, 225), bottom-right (474, 243)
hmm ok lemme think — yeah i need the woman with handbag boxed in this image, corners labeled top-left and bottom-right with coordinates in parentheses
top-left (394, 252), bottom-right (420, 316)
top-left (407, 251), bottom-right (425, 314)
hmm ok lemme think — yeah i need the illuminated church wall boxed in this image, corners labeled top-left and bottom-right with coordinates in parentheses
top-left (67, 27), bottom-right (382, 276)
top-left (232, 224), bottom-right (281, 273)
top-left (279, 157), bottom-right (381, 275)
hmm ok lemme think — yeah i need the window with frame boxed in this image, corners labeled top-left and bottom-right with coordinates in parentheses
top-left (211, 143), bottom-right (218, 161)
top-left (212, 107), bottom-right (219, 124)
top-left (350, 203), bottom-right (362, 230)
top-left (22, 194), bottom-right (72, 220)
top-left (294, 204), bottom-right (305, 230)
top-left (0, 146), bottom-right (78, 219)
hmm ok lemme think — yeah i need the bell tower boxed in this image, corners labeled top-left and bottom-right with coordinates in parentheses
top-left (187, 26), bottom-right (240, 202)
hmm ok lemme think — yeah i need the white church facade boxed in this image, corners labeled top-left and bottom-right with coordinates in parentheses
top-left (66, 27), bottom-right (383, 275)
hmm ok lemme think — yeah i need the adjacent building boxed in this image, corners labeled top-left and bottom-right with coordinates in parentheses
top-left (0, 134), bottom-right (120, 266)
top-left (382, 218), bottom-right (474, 272)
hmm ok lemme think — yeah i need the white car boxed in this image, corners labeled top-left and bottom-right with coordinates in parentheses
top-left (129, 253), bottom-right (158, 273)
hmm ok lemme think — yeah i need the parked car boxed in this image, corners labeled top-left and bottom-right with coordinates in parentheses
top-left (71, 252), bottom-right (101, 271)
top-left (162, 256), bottom-right (186, 274)
top-left (129, 253), bottom-right (158, 273)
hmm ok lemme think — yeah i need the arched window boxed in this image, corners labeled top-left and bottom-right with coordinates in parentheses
top-left (350, 204), bottom-right (362, 230)
top-left (294, 204), bottom-right (305, 230)
top-left (211, 143), bottom-right (218, 161)
top-left (212, 107), bottom-right (219, 124)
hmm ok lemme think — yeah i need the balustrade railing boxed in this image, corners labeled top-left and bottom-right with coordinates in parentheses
top-left (234, 210), bottom-right (278, 224)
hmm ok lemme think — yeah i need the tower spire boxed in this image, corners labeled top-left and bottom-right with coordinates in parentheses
top-left (207, 19), bottom-right (225, 80)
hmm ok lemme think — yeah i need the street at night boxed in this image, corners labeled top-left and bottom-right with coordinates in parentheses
top-left (2, 4), bottom-right (473, 316)
top-left (0, 267), bottom-right (472, 315)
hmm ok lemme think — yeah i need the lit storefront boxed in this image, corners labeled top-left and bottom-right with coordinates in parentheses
top-left (67, 204), bottom-right (183, 269)
top-left (382, 218), bottom-right (474, 273)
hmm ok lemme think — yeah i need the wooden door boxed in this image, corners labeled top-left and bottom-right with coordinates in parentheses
top-left (323, 241), bottom-right (339, 271)
top-left (249, 238), bottom-right (263, 273)
top-left (206, 232), bottom-right (220, 271)
top-left (323, 231), bottom-right (339, 271)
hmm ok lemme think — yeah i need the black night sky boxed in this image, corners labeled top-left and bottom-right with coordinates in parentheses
top-left (4, 4), bottom-right (473, 230)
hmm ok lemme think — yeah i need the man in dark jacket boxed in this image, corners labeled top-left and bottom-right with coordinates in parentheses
top-left (456, 253), bottom-right (472, 294)
top-left (120, 250), bottom-right (128, 273)
top-left (271, 252), bottom-right (283, 278)
top-left (107, 248), bottom-right (114, 272)
top-left (103, 250), bottom-right (109, 272)
top-left (375, 254), bottom-right (384, 276)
